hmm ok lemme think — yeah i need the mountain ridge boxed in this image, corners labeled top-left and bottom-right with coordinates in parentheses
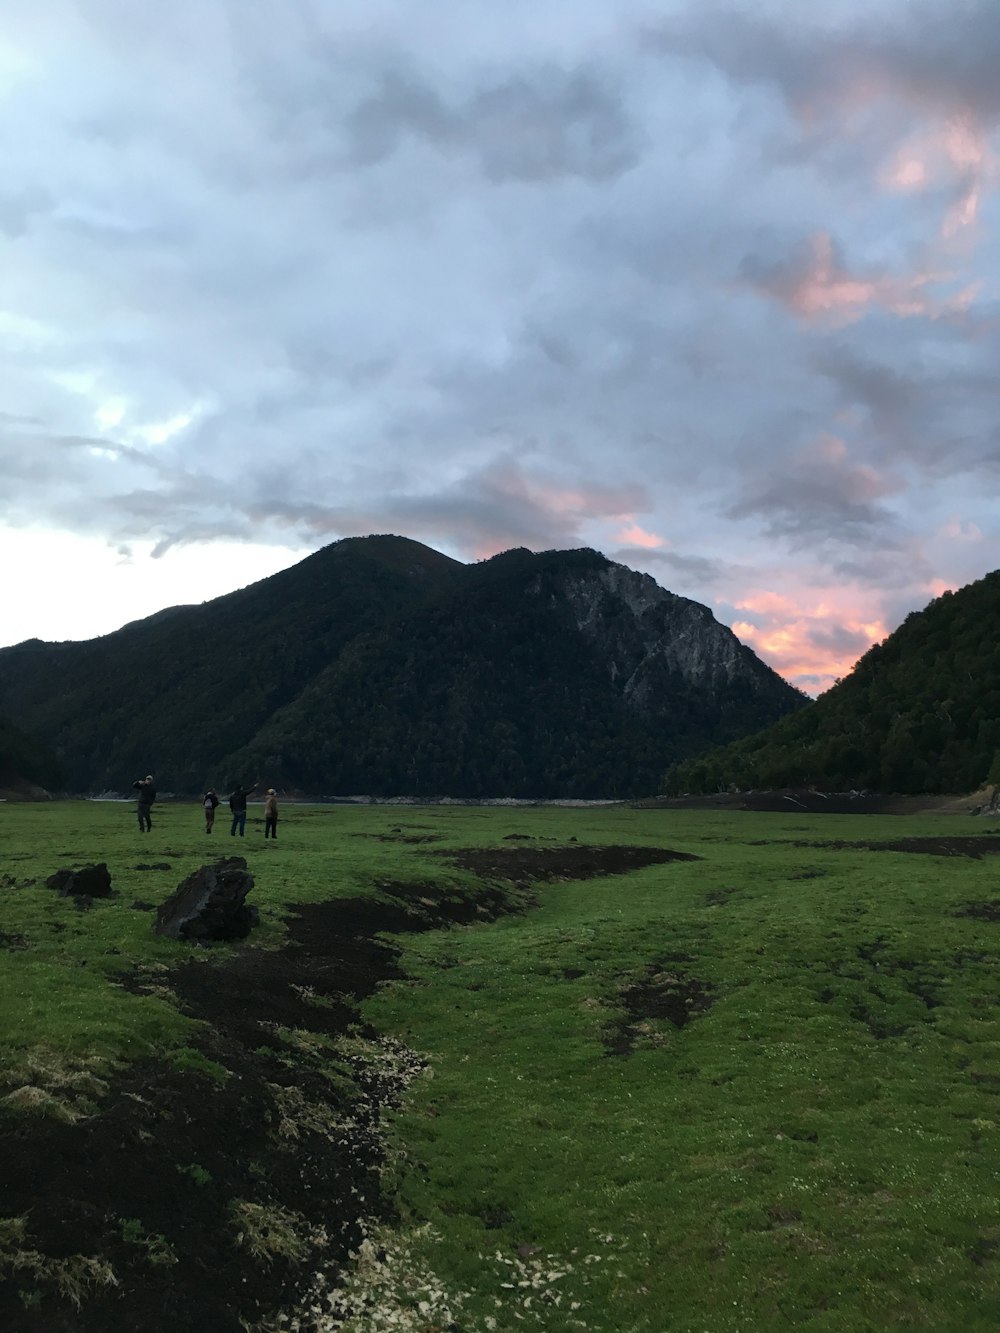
top-left (0, 535), bottom-right (805, 797)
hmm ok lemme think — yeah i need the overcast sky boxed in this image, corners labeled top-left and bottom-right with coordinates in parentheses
top-left (3, 0), bottom-right (999, 691)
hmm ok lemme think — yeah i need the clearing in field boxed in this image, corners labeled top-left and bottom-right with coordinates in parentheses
top-left (0, 800), bottom-right (997, 1331)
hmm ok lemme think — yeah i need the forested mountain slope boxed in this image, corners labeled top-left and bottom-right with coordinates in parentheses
top-left (0, 714), bottom-right (62, 796)
top-left (663, 570), bottom-right (1000, 795)
top-left (0, 536), bottom-right (462, 791)
top-left (223, 546), bottom-right (805, 798)
top-left (0, 537), bottom-right (804, 797)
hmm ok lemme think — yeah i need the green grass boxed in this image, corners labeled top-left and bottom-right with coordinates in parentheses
top-left (362, 806), bottom-right (1000, 1332)
top-left (0, 799), bottom-right (471, 1076)
top-left (1, 800), bottom-right (999, 1330)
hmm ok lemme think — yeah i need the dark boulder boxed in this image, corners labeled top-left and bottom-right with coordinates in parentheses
top-left (154, 857), bottom-right (258, 942)
top-left (45, 863), bottom-right (113, 898)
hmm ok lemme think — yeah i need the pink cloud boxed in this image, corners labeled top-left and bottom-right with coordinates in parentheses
top-left (614, 522), bottom-right (665, 549)
top-left (728, 583), bottom-right (890, 694)
top-left (924, 577), bottom-right (956, 598)
top-left (938, 516), bottom-right (983, 543)
top-left (880, 112), bottom-right (994, 241)
top-left (733, 590), bottom-right (798, 615)
top-left (764, 232), bottom-right (974, 326)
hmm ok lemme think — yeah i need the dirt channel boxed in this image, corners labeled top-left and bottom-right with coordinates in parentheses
top-left (0, 843), bottom-right (679, 1333)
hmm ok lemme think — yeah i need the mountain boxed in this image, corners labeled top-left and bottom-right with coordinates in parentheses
top-left (662, 569), bottom-right (1000, 796)
top-left (0, 537), bottom-right (804, 798)
top-left (0, 536), bottom-right (462, 793)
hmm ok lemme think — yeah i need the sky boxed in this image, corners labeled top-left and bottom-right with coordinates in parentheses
top-left (3, 0), bottom-right (999, 693)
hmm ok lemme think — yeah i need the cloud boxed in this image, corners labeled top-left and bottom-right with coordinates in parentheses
top-left (728, 434), bottom-right (904, 546)
top-left (726, 581), bottom-right (890, 693)
top-left (742, 232), bottom-right (974, 325)
top-left (0, 0), bottom-right (998, 694)
top-left (344, 66), bottom-right (640, 183)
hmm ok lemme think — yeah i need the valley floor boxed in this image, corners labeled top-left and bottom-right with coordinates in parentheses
top-left (0, 802), bottom-right (998, 1330)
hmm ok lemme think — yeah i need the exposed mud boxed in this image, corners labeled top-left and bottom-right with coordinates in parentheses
top-left (349, 833), bottom-right (445, 844)
top-left (703, 885), bottom-right (741, 907)
top-left (751, 835), bottom-right (1000, 858)
top-left (0, 842), bottom-right (686, 1331)
top-left (952, 900), bottom-right (1000, 920)
top-left (650, 789), bottom-right (989, 816)
top-left (442, 843), bottom-right (699, 885)
top-left (859, 836), bottom-right (1000, 858)
top-left (604, 955), bottom-right (715, 1056)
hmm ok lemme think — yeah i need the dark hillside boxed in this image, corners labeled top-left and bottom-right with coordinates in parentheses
top-left (663, 568), bottom-right (1000, 795)
top-left (0, 537), bottom-right (803, 797)
top-left (226, 547), bottom-right (804, 798)
top-left (0, 715), bottom-right (61, 796)
top-left (0, 536), bottom-right (462, 791)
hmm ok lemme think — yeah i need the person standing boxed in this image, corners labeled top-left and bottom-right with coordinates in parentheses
top-left (264, 788), bottom-right (279, 840)
top-left (203, 788), bottom-right (219, 833)
top-left (229, 782), bottom-right (257, 837)
top-left (133, 775), bottom-right (156, 833)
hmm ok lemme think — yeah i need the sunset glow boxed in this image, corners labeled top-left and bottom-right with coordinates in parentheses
top-left (0, 0), bottom-right (997, 707)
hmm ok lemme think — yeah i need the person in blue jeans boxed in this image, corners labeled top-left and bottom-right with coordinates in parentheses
top-left (228, 782), bottom-right (258, 836)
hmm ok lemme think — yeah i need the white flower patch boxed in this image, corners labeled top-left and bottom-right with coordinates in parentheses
top-left (267, 1222), bottom-right (469, 1332)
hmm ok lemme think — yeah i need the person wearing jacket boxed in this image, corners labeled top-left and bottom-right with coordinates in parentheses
top-left (203, 788), bottom-right (220, 833)
top-left (264, 788), bottom-right (279, 840)
top-left (133, 775), bottom-right (156, 832)
top-left (228, 782), bottom-right (258, 837)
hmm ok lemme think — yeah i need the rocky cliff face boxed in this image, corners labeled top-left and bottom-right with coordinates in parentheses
top-left (547, 562), bottom-right (786, 709)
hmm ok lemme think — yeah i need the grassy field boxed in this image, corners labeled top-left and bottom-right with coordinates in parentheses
top-left (0, 799), bottom-right (998, 1331)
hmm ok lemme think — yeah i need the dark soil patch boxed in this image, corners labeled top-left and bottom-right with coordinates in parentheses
top-left (605, 956), bottom-right (714, 1056)
top-left (651, 790), bottom-right (964, 815)
top-left (442, 843), bottom-right (699, 886)
top-left (741, 791), bottom-right (895, 814)
top-left (848, 1000), bottom-right (910, 1040)
top-left (802, 836), bottom-right (1000, 858)
top-left (863, 837), bottom-right (1000, 858)
top-left (0, 876), bottom-right (531, 1332)
top-left (703, 885), bottom-right (740, 907)
top-left (952, 900), bottom-right (1000, 921)
top-left (968, 1236), bottom-right (999, 1267)
top-left (350, 833), bottom-right (445, 844)
top-left (0, 874), bottom-right (17, 889)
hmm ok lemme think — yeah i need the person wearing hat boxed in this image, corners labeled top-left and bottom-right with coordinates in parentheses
top-left (203, 788), bottom-right (220, 833)
top-left (132, 774), bottom-right (156, 832)
top-left (264, 788), bottom-right (279, 840)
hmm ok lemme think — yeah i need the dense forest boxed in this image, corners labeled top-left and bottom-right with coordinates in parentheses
top-left (0, 536), bottom-right (463, 793)
top-left (662, 570), bottom-right (1000, 795)
top-left (224, 546), bottom-right (804, 798)
top-left (0, 536), bottom-right (802, 798)
top-left (0, 715), bottom-right (62, 792)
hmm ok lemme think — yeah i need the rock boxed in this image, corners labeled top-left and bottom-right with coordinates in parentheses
top-left (154, 857), bottom-right (258, 942)
top-left (45, 863), bottom-right (113, 898)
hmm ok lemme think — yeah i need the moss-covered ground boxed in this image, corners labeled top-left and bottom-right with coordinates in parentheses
top-left (0, 800), bottom-right (998, 1331)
